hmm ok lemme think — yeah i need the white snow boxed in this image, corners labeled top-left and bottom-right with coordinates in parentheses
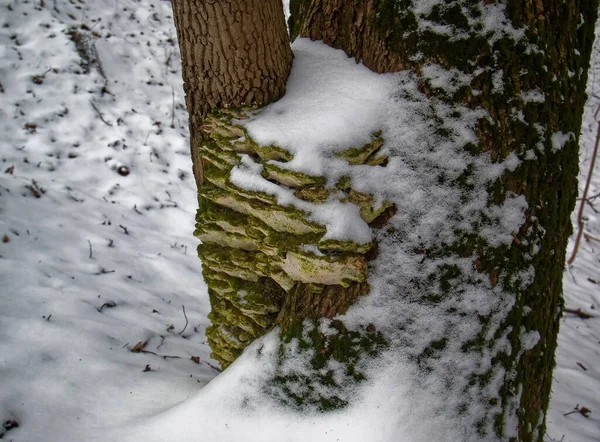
top-left (552, 131), bottom-right (575, 153)
top-left (0, 0), bottom-right (213, 440)
top-left (243, 39), bottom-right (393, 177)
top-left (0, 1), bottom-right (598, 442)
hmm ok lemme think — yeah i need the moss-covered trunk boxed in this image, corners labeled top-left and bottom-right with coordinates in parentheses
top-left (174, 0), bottom-right (597, 439)
top-left (172, 0), bottom-right (389, 372)
top-left (287, 0), bottom-right (598, 440)
top-left (193, 109), bottom-right (391, 368)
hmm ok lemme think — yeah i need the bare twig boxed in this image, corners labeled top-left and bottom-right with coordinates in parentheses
top-left (98, 300), bottom-right (116, 312)
top-left (139, 349), bottom-right (182, 360)
top-left (564, 307), bottom-right (595, 319)
top-left (131, 340), bottom-right (149, 353)
top-left (583, 198), bottom-right (600, 214)
top-left (90, 100), bottom-right (113, 126)
top-left (118, 224), bottom-right (129, 235)
top-left (26, 180), bottom-right (44, 198)
top-left (563, 404), bottom-right (592, 418)
top-left (178, 305), bottom-right (188, 335)
top-left (583, 231), bottom-right (600, 242)
top-left (205, 361), bottom-right (222, 372)
top-left (87, 239), bottom-right (93, 258)
top-left (569, 118), bottom-right (600, 264)
top-left (583, 190), bottom-right (600, 201)
top-left (171, 85), bottom-right (175, 128)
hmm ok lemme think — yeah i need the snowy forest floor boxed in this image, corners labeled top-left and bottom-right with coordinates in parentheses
top-left (0, 1), bottom-right (598, 441)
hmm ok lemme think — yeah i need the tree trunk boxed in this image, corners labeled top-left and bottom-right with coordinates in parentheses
top-left (286, 0), bottom-right (597, 440)
top-left (171, 0), bottom-right (292, 184)
top-left (171, 0), bottom-right (297, 370)
top-left (173, 0), bottom-right (598, 440)
top-left (172, 0), bottom-right (382, 376)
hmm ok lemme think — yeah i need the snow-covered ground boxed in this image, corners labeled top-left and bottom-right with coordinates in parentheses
top-left (0, 0), bottom-right (213, 439)
top-left (0, 1), bottom-right (598, 441)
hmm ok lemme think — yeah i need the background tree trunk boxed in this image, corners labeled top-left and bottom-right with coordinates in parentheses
top-left (288, 0), bottom-right (598, 440)
top-left (171, 0), bottom-right (292, 184)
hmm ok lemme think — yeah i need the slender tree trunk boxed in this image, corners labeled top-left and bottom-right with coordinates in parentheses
top-left (171, 0), bottom-right (299, 368)
top-left (287, 0), bottom-right (598, 440)
top-left (171, 0), bottom-right (292, 184)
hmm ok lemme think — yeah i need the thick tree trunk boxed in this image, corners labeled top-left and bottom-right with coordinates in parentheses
top-left (172, 0), bottom-right (384, 375)
top-left (288, 0), bottom-right (598, 440)
top-left (171, 0), bottom-right (292, 184)
top-left (173, 0), bottom-right (597, 439)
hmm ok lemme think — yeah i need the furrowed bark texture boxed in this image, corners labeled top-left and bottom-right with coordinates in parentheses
top-left (290, 0), bottom-right (597, 440)
top-left (171, 0), bottom-right (292, 184)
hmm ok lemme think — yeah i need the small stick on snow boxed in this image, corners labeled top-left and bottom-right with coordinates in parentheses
top-left (87, 239), bottom-right (93, 259)
top-left (564, 307), bottom-right (595, 319)
top-left (178, 305), bottom-right (188, 335)
top-left (205, 361), bottom-right (222, 373)
top-left (90, 100), bottom-right (113, 126)
top-left (171, 86), bottom-right (175, 128)
top-left (576, 362), bottom-right (588, 371)
top-left (139, 349), bottom-right (182, 360)
top-left (583, 231), bottom-right (600, 243)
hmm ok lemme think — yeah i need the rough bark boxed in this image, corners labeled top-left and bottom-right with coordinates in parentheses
top-left (172, 0), bottom-right (389, 374)
top-left (171, 0), bottom-right (292, 184)
top-left (289, 0), bottom-right (598, 440)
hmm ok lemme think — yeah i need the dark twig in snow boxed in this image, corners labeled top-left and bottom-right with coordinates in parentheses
top-left (178, 305), bottom-right (188, 335)
top-left (118, 224), bottom-right (129, 235)
top-left (583, 198), bottom-right (600, 214)
top-left (171, 85), bottom-right (175, 128)
top-left (139, 349), bottom-right (182, 360)
top-left (205, 361), bottom-right (222, 373)
top-left (98, 301), bottom-right (116, 312)
top-left (90, 100), bottom-right (113, 126)
top-left (583, 190), bottom-right (600, 201)
top-left (26, 180), bottom-right (44, 198)
top-left (87, 239), bottom-right (93, 258)
top-left (576, 362), bottom-right (588, 371)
